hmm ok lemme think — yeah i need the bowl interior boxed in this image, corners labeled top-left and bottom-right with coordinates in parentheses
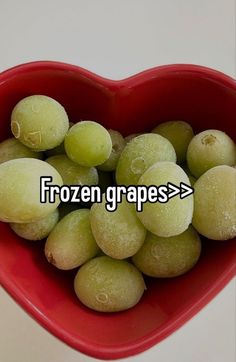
top-left (0, 63), bottom-right (235, 360)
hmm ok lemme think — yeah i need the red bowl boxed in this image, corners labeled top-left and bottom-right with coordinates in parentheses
top-left (0, 62), bottom-right (235, 360)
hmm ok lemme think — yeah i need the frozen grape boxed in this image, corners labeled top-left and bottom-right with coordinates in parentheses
top-left (74, 256), bottom-right (146, 312)
top-left (90, 197), bottom-right (146, 259)
top-left (45, 209), bottom-right (99, 270)
top-left (192, 165), bottom-right (236, 240)
top-left (0, 158), bottom-right (63, 223)
top-left (187, 129), bottom-right (236, 178)
top-left (10, 209), bottom-right (59, 241)
top-left (116, 134), bottom-right (176, 185)
top-left (137, 162), bottom-right (193, 237)
top-left (0, 137), bottom-right (43, 164)
top-left (65, 121), bottom-right (112, 167)
top-left (98, 130), bottom-right (125, 171)
top-left (46, 154), bottom-right (98, 186)
top-left (132, 226), bottom-right (201, 277)
top-left (152, 121), bottom-right (194, 164)
top-left (11, 95), bottom-right (69, 151)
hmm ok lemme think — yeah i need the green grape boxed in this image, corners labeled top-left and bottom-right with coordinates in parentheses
top-left (58, 203), bottom-right (79, 219)
top-left (152, 121), bottom-right (194, 164)
top-left (65, 121), bottom-right (112, 167)
top-left (97, 170), bottom-right (113, 193)
top-left (90, 197), bottom-right (146, 259)
top-left (125, 133), bottom-right (142, 143)
top-left (116, 134), bottom-right (176, 186)
top-left (45, 209), bottom-right (99, 270)
top-left (45, 122), bottom-right (74, 157)
top-left (98, 130), bottom-right (125, 171)
top-left (0, 158), bottom-right (63, 223)
top-left (0, 137), bottom-right (43, 164)
top-left (10, 209), bottom-right (59, 241)
top-left (132, 226), bottom-right (201, 277)
top-left (46, 154), bottom-right (98, 186)
top-left (137, 162), bottom-right (193, 237)
top-left (11, 95), bottom-right (69, 151)
top-left (187, 129), bottom-right (236, 178)
top-left (192, 165), bottom-right (236, 240)
top-left (74, 256), bottom-right (146, 312)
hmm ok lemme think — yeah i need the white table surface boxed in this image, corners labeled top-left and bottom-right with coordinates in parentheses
top-left (0, 1), bottom-right (235, 362)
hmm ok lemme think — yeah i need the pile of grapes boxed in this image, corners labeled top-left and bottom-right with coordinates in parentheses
top-left (0, 95), bottom-right (235, 313)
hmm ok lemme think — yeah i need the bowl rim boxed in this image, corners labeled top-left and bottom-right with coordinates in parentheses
top-left (0, 60), bottom-right (236, 89)
top-left (0, 61), bottom-right (235, 360)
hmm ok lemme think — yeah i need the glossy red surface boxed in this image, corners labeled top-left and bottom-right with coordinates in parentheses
top-left (0, 62), bottom-right (235, 360)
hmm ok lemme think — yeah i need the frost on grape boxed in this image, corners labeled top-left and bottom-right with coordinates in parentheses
top-left (47, 251), bottom-right (56, 266)
top-left (95, 292), bottom-right (109, 304)
top-left (24, 131), bottom-right (42, 147)
top-left (201, 134), bottom-right (217, 146)
top-left (11, 121), bottom-right (21, 139)
top-left (131, 157), bottom-right (146, 175)
top-left (31, 104), bottom-right (40, 113)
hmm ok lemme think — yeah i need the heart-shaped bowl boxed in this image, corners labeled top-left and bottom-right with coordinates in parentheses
top-left (0, 61), bottom-right (235, 360)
